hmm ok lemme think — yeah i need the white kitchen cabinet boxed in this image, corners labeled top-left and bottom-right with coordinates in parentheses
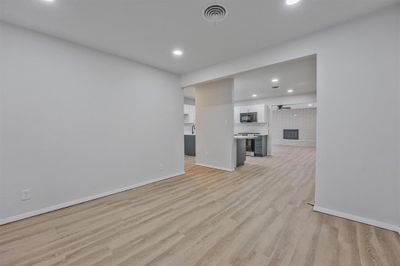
top-left (255, 105), bottom-right (265, 123)
top-left (184, 104), bottom-right (196, 124)
top-left (241, 106), bottom-right (253, 113)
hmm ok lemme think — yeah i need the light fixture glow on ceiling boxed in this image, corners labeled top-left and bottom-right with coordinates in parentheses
top-left (272, 78), bottom-right (279, 83)
top-left (172, 49), bottom-right (183, 56)
top-left (286, 0), bottom-right (301, 6)
top-left (42, 0), bottom-right (55, 3)
top-left (252, 94), bottom-right (258, 98)
top-left (308, 103), bottom-right (313, 107)
top-left (287, 89), bottom-right (294, 93)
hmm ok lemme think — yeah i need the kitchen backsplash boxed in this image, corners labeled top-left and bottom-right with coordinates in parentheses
top-left (184, 124), bottom-right (195, 133)
top-left (234, 123), bottom-right (269, 135)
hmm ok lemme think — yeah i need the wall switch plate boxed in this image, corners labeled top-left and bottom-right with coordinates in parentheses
top-left (21, 189), bottom-right (31, 201)
top-left (159, 163), bottom-right (164, 172)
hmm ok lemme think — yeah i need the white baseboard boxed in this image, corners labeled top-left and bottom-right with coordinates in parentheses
top-left (195, 163), bottom-right (235, 172)
top-left (314, 205), bottom-right (400, 233)
top-left (0, 171), bottom-right (185, 226)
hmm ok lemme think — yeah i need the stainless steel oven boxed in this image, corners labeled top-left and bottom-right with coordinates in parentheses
top-left (236, 133), bottom-right (260, 157)
top-left (245, 139), bottom-right (255, 156)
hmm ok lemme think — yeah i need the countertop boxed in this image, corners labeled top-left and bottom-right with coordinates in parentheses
top-left (234, 134), bottom-right (268, 139)
top-left (234, 136), bottom-right (256, 139)
top-left (185, 134), bottom-right (266, 138)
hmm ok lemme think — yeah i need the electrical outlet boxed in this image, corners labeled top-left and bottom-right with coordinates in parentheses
top-left (21, 189), bottom-right (31, 201)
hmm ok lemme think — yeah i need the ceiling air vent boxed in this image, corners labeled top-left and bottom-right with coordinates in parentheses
top-left (203, 4), bottom-right (228, 23)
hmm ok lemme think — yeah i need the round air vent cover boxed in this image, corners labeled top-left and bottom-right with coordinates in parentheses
top-left (203, 4), bottom-right (228, 23)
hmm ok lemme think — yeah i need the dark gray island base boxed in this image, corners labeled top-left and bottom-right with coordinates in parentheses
top-left (236, 138), bottom-right (246, 167)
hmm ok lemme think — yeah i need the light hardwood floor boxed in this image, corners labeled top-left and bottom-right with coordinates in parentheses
top-left (1, 146), bottom-right (399, 266)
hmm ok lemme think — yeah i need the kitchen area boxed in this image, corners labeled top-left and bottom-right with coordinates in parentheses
top-left (183, 103), bottom-right (196, 157)
top-left (234, 103), bottom-right (271, 158)
top-left (184, 100), bottom-right (271, 169)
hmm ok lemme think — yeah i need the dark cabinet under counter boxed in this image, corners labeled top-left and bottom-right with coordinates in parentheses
top-left (255, 135), bottom-right (268, 157)
top-left (236, 138), bottom-right (246, 167)
top-left (184, 135), bottom-right (196, 156)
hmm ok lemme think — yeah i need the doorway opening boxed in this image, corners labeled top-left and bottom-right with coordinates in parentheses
top-left (182, 54), bottom-right (317, 195)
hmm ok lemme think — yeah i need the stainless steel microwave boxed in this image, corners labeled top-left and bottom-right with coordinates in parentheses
top-left (240, 112), bottom-right (257, 123)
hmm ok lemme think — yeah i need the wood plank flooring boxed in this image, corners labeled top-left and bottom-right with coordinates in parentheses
top-left (1, 145), bottom-right (399, 266)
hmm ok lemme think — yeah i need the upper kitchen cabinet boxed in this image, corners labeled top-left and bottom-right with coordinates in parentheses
top-left (234, 104), bottom-right (269, 124)
top-left (184, 104), bottom-right (196, 124)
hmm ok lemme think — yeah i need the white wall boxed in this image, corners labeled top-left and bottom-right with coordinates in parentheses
top-left (397, 8), bottom-right (400, 231)
top-left (182, 6), bottom-right (400, 231)
top-left (271, 108), bottom-right (316, 147)
top-left (195, 79), bottom-right (235, 171)
top-left (0, 22), bottom-right (184, 224)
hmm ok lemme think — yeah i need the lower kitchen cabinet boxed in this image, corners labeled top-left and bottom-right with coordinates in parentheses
top-left (236, 139), bottom-right (246, 167)
top-left (255, 135), bottom-right (268, 157)
top-left (184, 135), bottom-right (196, 156)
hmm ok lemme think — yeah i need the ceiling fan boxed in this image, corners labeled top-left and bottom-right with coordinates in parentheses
top-left (277, 105), bottom-right (292, 111)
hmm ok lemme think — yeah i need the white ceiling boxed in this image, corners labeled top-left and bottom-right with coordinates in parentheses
top-left (184, 55), bottom-right (316, 102)
top-left (234, 55), bottom-right (316, 101)
top-left (1, 0), bottom-right (398, 74)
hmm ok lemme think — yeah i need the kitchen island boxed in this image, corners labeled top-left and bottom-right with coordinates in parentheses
top-left (235, 133), bottom-right (269, 157)
top-left (234, 136), bottom-right (249, 167)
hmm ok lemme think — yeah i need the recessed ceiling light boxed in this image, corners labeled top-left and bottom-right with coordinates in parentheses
top-left (286, 0), bottom-right (301, 6)
top-left (288, 89), bottom-right (294, 93)
top-left (252, 94), bottom-right (258, 98)
top-left (294, 114), bottom-right (297, 117)
top-left (42, 0), bottom-right (55, 3)
top-left (272, 78), bottom-right (279, 83)
top-left (308, 103), bottom-right (313, 107)
top-left (172, 49), bottom-right (183, 56)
